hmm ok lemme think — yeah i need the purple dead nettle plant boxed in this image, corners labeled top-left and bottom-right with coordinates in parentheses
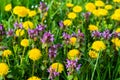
top-left (36, 24), bottom-right (46, 32)
top-left (102, 30), bottom-right (112, 40)
top-left (0, 24), bottom-right (5, 35)
top-left (28, 24), bottom-right (46, 39)
top-left (39, 2), bottom-right (48, 13)
top-left (62, 32), bottom-right (71, 44)
top-left (14, 22), bottom-right (23, 29)
top-left (77, 29), bottom-right (84, 41)
top-left (91, 30), bottom-right (101, 38)
top-left (112, 31), bottom-right (120, 37)
top-left (58, 21), bottom-right (64, 29)
top-left (82, 12), bottom-right (91, 22)
top-left (65, 59), bottom-right (82, 75)
top-left (47, 67), bottom-right (60, 80)
top-left (41, 31), bottom-right (54, 49)
top-left (6, 29), bottom-right (14, 37)
top-left (28, 29), bottom-right (38, 39)
top-left (48, 44), bottom-right (62, 62)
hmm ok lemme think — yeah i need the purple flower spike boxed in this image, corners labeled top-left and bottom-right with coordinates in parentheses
top-left (112, 32), bottom-right (120, 37)
top-left (6, 29), bottom-right (14, 37)
top-left (49, 44), bottom-right (62, 61)
top-left (48, 67), bottom-right (60, 80)
top-left (59, 21), bottom-right (64, 28)
top-left (82, 12), bottom-right (91, 22)
top-left (14, 22), bottom-right (23, 29)
top-left (78, 29), bottom-right (84, 38)
top-left (0, 24), bottom-right (3, 31)
top-left (41, 31), bottom-right (54, 43)
top-left (65, 59), bottom-right (81, 75)
top-left (102, 30), bottom-right (112, 40)
top-left (0, 24), bottom-right (5, 35)
top-left (62, 32), bottom-right (70, 40)
top-left (39, 2), bottom-right (48, 12)
top-left (36, 24), bottom-right (46, 31)
top-left (28, 29), bottom-right (38, 38)
top-left (92, 31), bottom-right (101, 38)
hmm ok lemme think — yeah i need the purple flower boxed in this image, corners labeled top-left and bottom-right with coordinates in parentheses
top-left (48, 67), bottom-right (60, 80)
top-left (82, 12), bottom-right (91, 22)
top-left (0, 24), bottom-right (3, 31)
top-left (0, 24), bottom-right (5, 35)
top-left (58, 21), bottom-right (64, 28)
top-left (28, 29), bottom-right (38, 38)
top-left (14, 22), bottom-right (23, 29)
top-left (49, 44), bottom-right (62, 61)
top-left (65, 59), bottom-right (81, 75)
top-left (41, 31), bottom-right (54, 43)
top-left (77, 29), bottom-right (84, 38)
top-left (6, 29), bottom-right (14, 37)
top-left (92, 31), bottom-right (101, 38)
top-left (62, 32), bottom-right (70, 40)
top-left (36, 24), bottom-right (46, 31)
top-left (102, 30), bottom-right (112, 40)
top-left (112, 32), bottom-right (120, 37)
top-left (39, 2), bottom-right (48, 12)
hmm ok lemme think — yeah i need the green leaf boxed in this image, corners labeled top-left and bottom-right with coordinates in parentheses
top-left (7, 74), bottom-right (13, 78)
top-left (115, 78), bottom-right (120, 80)
top-left (0, 51), bottom-right (3, 56)
top-left (74, 76), bottom-right (78, 80)
top-left (0, 76), bottom-right (3, 80)
top-left (67, 75), bottom-right (73, 80)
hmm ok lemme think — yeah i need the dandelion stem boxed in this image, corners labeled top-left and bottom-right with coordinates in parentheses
top-left (6, 57), bottom-right (10, 67)
top-left (20, 47), bottom-right (26, 65)
top-left (32, 61), bottom-right (35, 76)
top-left (91, 52), bottom-right (100, 80)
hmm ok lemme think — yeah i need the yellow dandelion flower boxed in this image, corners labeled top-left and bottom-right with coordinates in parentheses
top-left (85, 2), bottom-right (96, 12)
top-left (111, 38), bottom-right (120, 47)
top-left (23, 21), bottom-right (33, 30)
top-left (95, 0), bottom-right (105, 7)
top-left (21, 39), bottom-right (29, 47)
top-left (73, 6), bottom-right (82, 13)
top-left (28, 10), bottom-right (37, 17)
top-left (27, 76), bottom-right (41, 80)
top-left (13, 6), bottom-right (29, 17)
top-left (92, 9), bottom-right (101, 17)
top-left (66, 3), bottom-right (74, 7)
top-left (111, 38), bottom-right (119, 44)
top-left (50, 63), bottom-right (64, 73)
top-left (5, 4), bottom-right (12, 11)
top-left (15, 29), bottom-right (24, 37)
top-left (93, 9), bottom-right (108, 17)
top-left (105, 5), bottom-right (112, 10)
top-left (113, 0), bottom-right (120, 3)
top-left (88, 24), bottom-right (98, 31)
top-left (69, 37), bottom-right (77, 45)
top-left (68, 12), bottom-right (77, 19)
top-left (67, 49), bottom-right (80, 60)
top-left (63, 19), bottom-right (72, 26)
top-left (115, 28), bottom-right (120, 33)
top-left (111, 9), bottom-right (120, 21)
top-left (89, 50), bottom-right (98, 58)
top-left (28, 48), bottom-right (42, 61)
top-left (91, 41), bottom-right (106, 51)
top-left (0, 63), bottom-right (9, 76)
top-left (2, 49), bottom-right (12, 57)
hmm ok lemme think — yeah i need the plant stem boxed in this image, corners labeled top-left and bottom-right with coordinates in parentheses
top-left (6, 57), bottom-right (10, 67)
top-left (32, 61), bottom-right (35, 76)
top-left (91, 52), bottom-right (100, 80)
top-left (20, 47), bottom-right (26, 65)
